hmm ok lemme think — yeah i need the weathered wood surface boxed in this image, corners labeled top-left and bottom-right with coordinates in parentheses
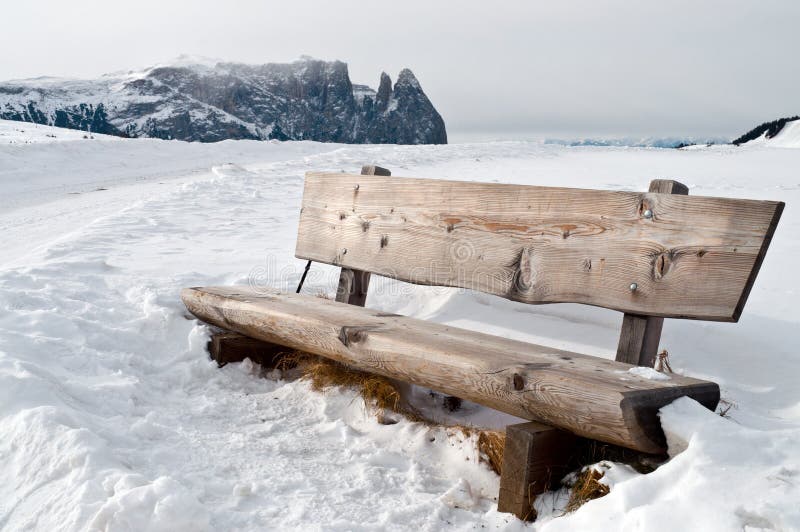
top-left (498, 422), bottom-right (576, 520)
top-left (616, 179), bottom-right (687, 365)
top-left (333, 165), bottom-right (391, 306)
top-left (615, 314), bottom-right (664, 367)
top-left (335, 268), bottom-right (371, 306)
top-left (181, 286), bottom-right (720, 453)
top-left (296, 173), bottom-right (783, 321)
top-left (360, 165), bottom-right (392, 177)
top-left (207, 332), bottom-right (289, 367)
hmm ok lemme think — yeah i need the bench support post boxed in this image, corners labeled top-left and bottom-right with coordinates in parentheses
top-left (615, 179), bottom-right (688, 366)
top-left (498, 422), bottom-right (576, 521)
top-left (207, 332), bottom-right (288, 367)
top-left (335, 165), bottom-right (391, 307)
top-left (615, 314), bottom-right (663, 367)
top-left (335, 268), bottom-right (371, 307)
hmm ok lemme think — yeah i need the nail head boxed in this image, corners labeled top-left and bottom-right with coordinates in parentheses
top-left (643, 209), bottom-right (653, 219)
top-left (630, 282), bottom-right (638, 291)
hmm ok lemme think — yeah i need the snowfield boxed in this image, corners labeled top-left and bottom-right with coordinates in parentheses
top-left (1, 120), bottom-right (799, 531)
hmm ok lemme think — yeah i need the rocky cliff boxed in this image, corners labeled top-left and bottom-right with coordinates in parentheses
top-left (0, 58), bottom-right (447, 144)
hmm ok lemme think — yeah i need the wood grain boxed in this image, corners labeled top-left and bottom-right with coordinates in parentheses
top-left (182, 286), bottom-right (720, 453)
top-left (498, 421), bottom-right (576, 520)
top-left (333, 165), bottom-right (391, 306)
top-left (207, 332), bottom-right (289, 368)
top-left (615, 179), bottom-right (687, 365)
top-left (295, 173), bottom-right (783, 321)
top-left (335, 268), bottom-right (371, 306)
top-left (615, 314), bottom-right (664, 366)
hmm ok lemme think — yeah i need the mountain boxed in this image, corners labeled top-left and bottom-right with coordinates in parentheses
top-left (0, 57), bottom-right (447, 145)
top-left (544, 136), bottom-right (729, 149)
top-left (732, 116), bottom-right (800, 146)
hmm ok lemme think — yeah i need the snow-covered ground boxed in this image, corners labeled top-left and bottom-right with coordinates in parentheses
top-left (1, 120), bottom-right (799, 531)
top-left (0, 121), bottom-right (120, 144)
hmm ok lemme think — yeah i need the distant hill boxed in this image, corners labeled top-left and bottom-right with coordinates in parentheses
top-left (0, 57), bottom-right (447, 145)
top-left (732, 116), bottom-right (800, 146)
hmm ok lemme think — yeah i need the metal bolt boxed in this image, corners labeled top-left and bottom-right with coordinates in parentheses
top-left (354, 184), bottom-right (360, 191)
top-left (630, 282), bottom-right (638, 291)
top-left (643, 209), bottom-right (653, 219)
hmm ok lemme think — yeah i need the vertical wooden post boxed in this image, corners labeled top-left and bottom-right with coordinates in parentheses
top-left (335, 165), bottom-right (391, 306)
top-left (615, 314), bottom-right (664, 366)
top-left (615, 179), bottom-right (688, 367)
top-left (498, 422), bottom-right (576, 521)
top-left (207, 332), bottom-right (288, 367)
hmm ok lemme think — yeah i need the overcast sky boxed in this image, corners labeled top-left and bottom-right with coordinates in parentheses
top-left (1, 0), bottom-right (798, 139)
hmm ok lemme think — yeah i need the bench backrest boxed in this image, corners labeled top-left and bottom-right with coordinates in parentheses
top-left (296, 170), bottom-right (783, 323)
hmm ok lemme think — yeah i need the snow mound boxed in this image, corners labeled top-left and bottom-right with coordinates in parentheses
top-left (88, 476), bottom-right (210, 532)
top-left (544, 398), bottom-right (800, 531)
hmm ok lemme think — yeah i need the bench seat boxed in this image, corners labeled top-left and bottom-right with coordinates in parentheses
top-left (182, 285), bottom-right (719, 454)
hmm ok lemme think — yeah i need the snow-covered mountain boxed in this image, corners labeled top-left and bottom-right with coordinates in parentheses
top-left (0, 57), bottom-right (447, 144)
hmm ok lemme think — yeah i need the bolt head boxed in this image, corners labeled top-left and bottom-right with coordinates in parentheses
top-left (630, 282), bottom-right (638, 291)
top-left (354, 184), bottom-right (360, 191)
top-left (643, 209), bottom-right (653, 219)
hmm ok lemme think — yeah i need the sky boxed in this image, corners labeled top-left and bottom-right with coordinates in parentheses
top-left (1, 0), bottom-right (798, 139)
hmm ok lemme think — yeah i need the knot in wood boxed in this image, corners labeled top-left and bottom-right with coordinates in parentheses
top-left (512, 374), bottom-right (525, 391)
top-left (510, 248), bottom-right (535, 296)
top-left (654, 252), bottom-right (671, 279)
top-left (338, 325), bottom-right (383, 347)
top-left (338, 325), bottom-right (366, 347)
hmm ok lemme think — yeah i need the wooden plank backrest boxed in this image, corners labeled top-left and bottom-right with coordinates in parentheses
top-left (296, 172), bottom-right (783, 322)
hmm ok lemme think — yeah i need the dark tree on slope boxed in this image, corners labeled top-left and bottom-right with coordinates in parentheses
top-left (732, 116), bottom-right (800, 145)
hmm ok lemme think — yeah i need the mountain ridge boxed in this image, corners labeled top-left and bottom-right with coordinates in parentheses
top-left (0, 57), bottom-right (447, 145)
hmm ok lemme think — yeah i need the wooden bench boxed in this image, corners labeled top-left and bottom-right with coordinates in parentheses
top-left (182, 165), bottom-right (783, 520)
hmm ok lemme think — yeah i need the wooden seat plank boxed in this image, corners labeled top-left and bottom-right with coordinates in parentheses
top-left (182, 286), bottom-right (720, 454)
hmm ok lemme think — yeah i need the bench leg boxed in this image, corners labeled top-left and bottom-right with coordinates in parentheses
top-left (207, 332), bottom-right (289, 368)
top-left (497, 421), bottom-right (576, 521)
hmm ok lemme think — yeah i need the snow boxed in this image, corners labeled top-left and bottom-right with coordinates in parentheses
top-left (626, 367), bottom-right (671, 381)
top-left (546, 398), bottom-right (800, 531)
top-left (0, 120), bottom-right (120, 144)
top-left (2, 120), bottom-right (800, 530)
